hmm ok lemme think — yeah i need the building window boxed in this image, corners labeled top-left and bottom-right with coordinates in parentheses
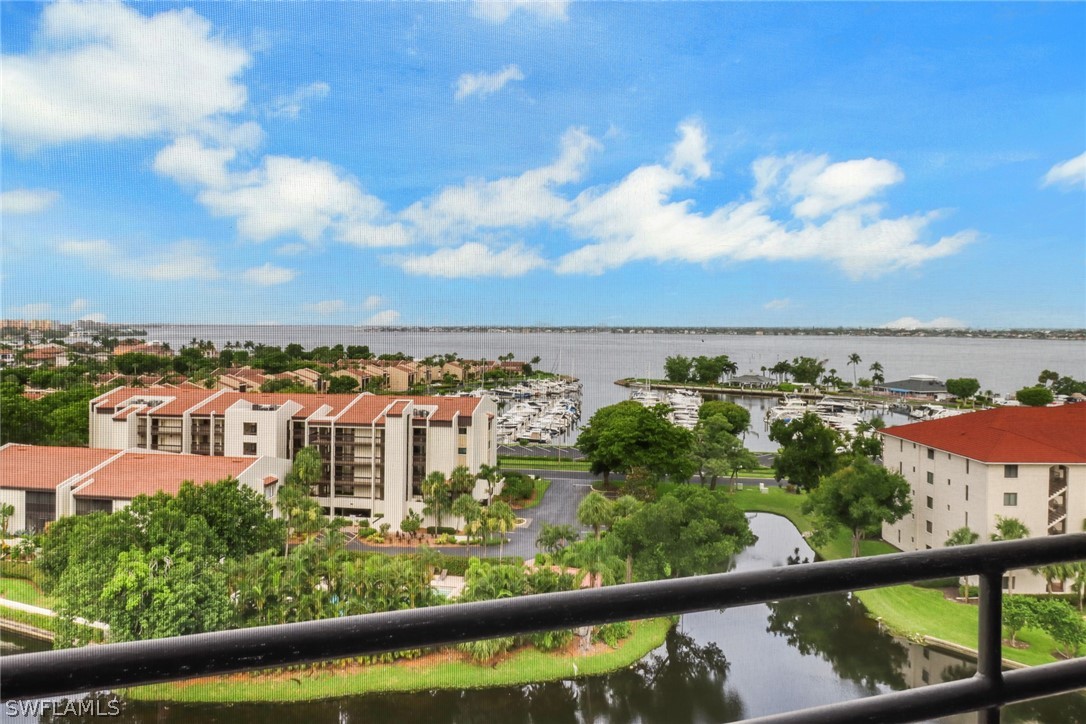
top-left (965, 485), bottom-right (969, 501)
top-left (926, 521), bottom-right (933, 533)
top-left (1004, 465), bottom-right (1018, 478)
top-left (1004, 492), bottom-right (1018, 506)
top-left (926, 496), bottom-right (934, 509)
top-left (1002, 576), bottom-right (1015, 590)
top-left (458, 427), bottom-right (467, 435)
top-left (966, 459), bottom-right (970, 474)
top-left (457, 447), bottom-right (467, 455)
top-left (926, 471), bottom-right (934, 484)
top-left (243, 442), bottom-right (257, 455)
top-left (244, 422), bottom-right (258, 435)
top-left (965, 511), bottom-right (969, 526)
top-left (927, 448), bottom-right (935, 460)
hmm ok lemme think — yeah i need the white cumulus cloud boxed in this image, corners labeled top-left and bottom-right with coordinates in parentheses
top-left (303, 299), bottom-right (345, 316)
top-left (473, 0), bottom-right (568, 23)
top-left (397, 242), bottom-right (546, 278)
top-left (59, 239), bottom-right (221, 281)
top-left (881, 316), bottom-right (967, 330)
top-left (80, 313), bottom-right (107, 323)
top-left (70, 298), bottom-right (89, 313)
top-left (242, 263), bottom-right (296, 286)
top-left (58, 239), bottom-right (118, 257)
top-left (455, 65), bottom-right (525, 101)
top-left (1041, 152), bottom-right (1086, 190)
top-left (403, 127), bottom-right (599, 237)
top-left (1, 188), bottom-right (60, 214)
top-left (763, 298), bottom-right (791, 311)
top-left (153, 136), bottom-right (237, 189)
top-left (361, 310), bottom-right (402, 326)
top-left (363, 295), bottom-right (384, 311)
top-left (2, 3), bottom-right (249, 148)
top-left (554, 121), bottom-right (975, 279)
top-left (267, 81), bottom-right (330, 119)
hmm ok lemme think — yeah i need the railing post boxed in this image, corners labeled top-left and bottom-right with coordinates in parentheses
top-left (976, 570), bottom-right (1004, 724)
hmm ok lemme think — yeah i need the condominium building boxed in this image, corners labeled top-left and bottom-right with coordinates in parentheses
top-left (880, 404), bottom-right (1086, 593)
top-left (88, 387), bottom-right (498, 527)
top-left (0, 444), bottom-right (290, 534)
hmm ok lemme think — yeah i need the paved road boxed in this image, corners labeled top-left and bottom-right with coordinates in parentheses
top-left (349, 468), bottom-right (784, 560)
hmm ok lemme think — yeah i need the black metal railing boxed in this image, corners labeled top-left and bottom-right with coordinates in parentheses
top-left (4, 535), bottom-right (1086, 723)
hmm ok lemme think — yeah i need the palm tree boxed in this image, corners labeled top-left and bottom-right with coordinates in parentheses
top-left (847, 353), bottom-right (862, 385)
top-left (990, 516), bottom-right (1030, 541)
top-left (477, 463), bottom-right (504, 505)
top-left (869, 361), bottom-right (885, 385)
top-left (421, 471), bottom-right (451, 533)
top-left (944, 527), bottom-right (979, 602)
top-left (577, 492), bottom-right (613, 540)
top-left (487, 501), bottom-right (516, 562)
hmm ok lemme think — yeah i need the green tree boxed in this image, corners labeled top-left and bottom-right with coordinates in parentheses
top-left (803, 457), bottom-right (912, 558)
top-left (536, 523), bottom-right (579, 557)
top-left (945, 378), bottom-right (981, 404)
top-left (576, 401), bottom-right (695, 485)
top-left (789, 356), bottom-right (827, 385)
top-left (1035, 598), bottom-right (1086, 658)
top-left (326, 375), bottom-right (359, 394)
top-left (448, 465), bottom-right (476, 497)
top-left (451, 494), bottom-right (481, 536)
top-left (477, 463), bottom-right (504, 505)
top-left (691, 355), bottom-right (736, 384)
top-left (1038, 369), bottom-right (1060, 387)
top-left (869, 361), bottom-right (885, 385)
top-left (991, 516), bottom-right (1030, 541)
top-left (1002, 596), bottom-right (1038, 647)
top-left (691, 416), bottom-right (756, 491)
top-left (769, 412), bottom-right (842, 492)
top-left (664, 355), bottom-right (692, 383)
top-left (486, 500), bottom-right (517, 562)
top-left (610, 486), bottom-right (755, 580)
top-left (944, 527), bottom-right (980, 602)
top-left (1015, 386), bottom-right (1054, 406)
top-left (0, 503), bottom-right (15, 537)
top-left (399, 510), bottom-right (423, 540)
top-left (422, 471), bottom-right (452, 531)
top-left (697, 400), bottom-right (751, 436)
top-left (577, 491), bottom-right (614, 540)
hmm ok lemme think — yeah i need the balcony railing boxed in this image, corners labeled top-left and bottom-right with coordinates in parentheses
top-left (3, 535), bottom-right (1086, 722)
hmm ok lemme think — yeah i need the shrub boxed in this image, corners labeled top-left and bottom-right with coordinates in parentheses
top-left (526, 628), bottom-right (574, 651)
top-left (593, 621), bottom-right (633, 648)
top-left (501, 473), bottom-right (535, 500)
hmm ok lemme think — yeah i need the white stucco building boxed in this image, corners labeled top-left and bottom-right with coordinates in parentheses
top-left (87, 387), bottom-right (497, 528)
top-left (880, 404), bottom-right (1086, 594)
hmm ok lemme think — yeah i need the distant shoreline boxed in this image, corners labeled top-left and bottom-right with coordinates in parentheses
top-left (119, 324), bottom-right (1086, 342)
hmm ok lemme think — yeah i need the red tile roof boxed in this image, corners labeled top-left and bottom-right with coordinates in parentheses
top-left (0, 445), bottom-right (120, 491)
top-left (881, 404), bottom-right (1086, 463)
top-left (73, 452), bottom-right (256, 500)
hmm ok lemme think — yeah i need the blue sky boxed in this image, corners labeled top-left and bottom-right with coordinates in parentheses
top-left (3, 1), bottom-right (1084, 329)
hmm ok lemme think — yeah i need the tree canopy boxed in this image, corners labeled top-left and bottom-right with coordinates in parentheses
top-left (769, 412), bottom-right (842, 491)
top-left (802, 457), bottom-right (912, 557)
top-left (1015, 386), bottom-right (1054, 406)
top-left (576, 401), bottom-right (695, 484)
top-left (610, 486), bottom-right (755, 580)
top-left (945, 378), bottom-right (981, 400)
top-left (697, 400), bottom-right (751, 436)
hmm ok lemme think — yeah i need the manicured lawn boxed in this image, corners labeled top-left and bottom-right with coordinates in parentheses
top-left (731, 487), bottom-right (1067, 666)
top-left (516, 478), bottom-right (552, 510)
top-left (0, 576), bottom-right (55, 609)
top-left (123, 618), bottom-right (674, 703)
top-left (499, 456), bottom-right (592, 472)
top-left (856, 585), bottom-right (1063, 667)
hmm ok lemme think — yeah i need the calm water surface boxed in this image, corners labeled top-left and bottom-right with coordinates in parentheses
top-left (6, 514), bottom-right (1082, 723)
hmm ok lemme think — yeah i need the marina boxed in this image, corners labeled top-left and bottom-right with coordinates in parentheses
top-left (629, 385), bottom-right (704, 429)
top-left (461, 378), bottom-right (583, 444)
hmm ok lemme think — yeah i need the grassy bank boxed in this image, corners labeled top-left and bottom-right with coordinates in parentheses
top-left (0, 576), bottom-right (56, 608)
top-left (123, 617), bottom-right (674, 703)
top-left (729, 486), bottom-right (1063, 666)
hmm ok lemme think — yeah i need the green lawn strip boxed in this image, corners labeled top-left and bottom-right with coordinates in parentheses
top-left (855, 585), bottom-right (1060, 667)
top-left (499, 457), bottom-right (592, 472)
top-left (517, 479), bottom-right (552, 510)
top-left (0, 607), bottom-right (57, 635)
top-left (731, 488), bottom-right (1064, 666)
top-left (0, 576), bottom-right (56, 609)
top-left (122, 618), bottom-right (674, 703)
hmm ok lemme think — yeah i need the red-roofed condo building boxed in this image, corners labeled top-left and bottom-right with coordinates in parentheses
top-left (88, 387), bottom-right (498, 528)
top-left (880, 404), bottom-right (1086, 593)
top-left (0, 445), bottom-right (290, 534)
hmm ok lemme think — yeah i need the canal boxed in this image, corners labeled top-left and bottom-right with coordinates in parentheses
top-left (2, 514), bottom-right (1083, 722)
